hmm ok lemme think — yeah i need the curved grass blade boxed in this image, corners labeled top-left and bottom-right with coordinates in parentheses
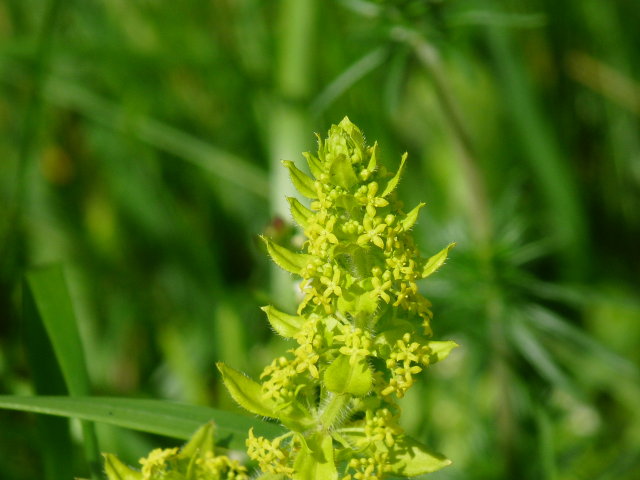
top-left (0, 396), bottom-right (285, 449)
top-left (510, 317), bottom-right (577, 396)
top-left (311, 47), bottom-right (389, 115)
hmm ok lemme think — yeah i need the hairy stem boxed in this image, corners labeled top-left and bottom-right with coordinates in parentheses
top-left (319, 392), bottom-right (350, 431)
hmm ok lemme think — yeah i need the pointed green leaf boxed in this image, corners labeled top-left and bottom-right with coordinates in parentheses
top-left (293, 434), bottom-right (337, 480)
top-left (381, 152), bottom-right (407, 197)
top-left (287, 197), bottom-right (314, 230)
top-left (426, 340), bottom-right (459, 364)
top-left (387, 435), bottom-right (451, 476)
top-left (303, 151), bottom-right (324, 180)
top-left (366, 141), bottom-right (378, 173)
top-left (217, 363), bottom-right (278, 419)
top-left (282, 160), bottom-right (318, 199)
top-left (401, 203), bottom-right (426, 231)
top-left (103, 454), bottom-right (142, 480)
top-left (262, 236), bottom-right (315, 275)
top-left (324, 355), bottom-right (372, 396)
top-left (328, 156), bottom-right (358, 190)
top-left (180, 422), bottom-right (215, 458)
top-left (338, 116), bottom-right (365, 150)
top-left (0, 395), bottom-right (284, 448)
top-left (261, 305), bottom-right (305, 338)
top-left (421, 242), bottom-right (456, 279)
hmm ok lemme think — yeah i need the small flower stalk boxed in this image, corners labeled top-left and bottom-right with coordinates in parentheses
top-left (218, 117), bottom-right (457, 479)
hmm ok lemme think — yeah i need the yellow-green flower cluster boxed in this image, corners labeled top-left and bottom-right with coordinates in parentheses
top-left (246, 428), bottom-right (295, 476)
top-left (103, 423), bottom-right (248, 480)
top-left (219, 117), bottom-right (456, 479)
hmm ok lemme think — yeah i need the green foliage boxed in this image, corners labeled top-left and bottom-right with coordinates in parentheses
top-left (2, 0), bottom-right (640, 479)
top-left (221, 118), bottom-right (454, 478)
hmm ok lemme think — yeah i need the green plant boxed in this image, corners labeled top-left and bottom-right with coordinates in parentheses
top-left (218, 117), bottom-right (456, 479)
top-left (98, 117), bottom-right (456, 479)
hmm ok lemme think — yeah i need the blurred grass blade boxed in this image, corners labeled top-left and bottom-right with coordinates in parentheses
top-left (23, 274), bottom-right (73, 479)
top-left (535, 406), bottom-right (558, 480)
top-left (446, 11), bottom-right (547, 28)
top-left (510, 316), bottom-right (577, 395)
top-left (26, 265), bottom-right (101, 478)
top-left (0, 396), bottom-right (285, 449)
top-left (311, 46), bottom-right (389, 115)
top-left (335, 0), bottom-right (382, 18)
top-left (486, 26), bottom-right (588, 278)
top-left (43, 79), bottom-right (269, 198)
top-left (26, 266), bottom-right (92, 396)
top-left (566, 50), bottom-right (640, 116)
top-left (526, 304), bottom-right (639, 378)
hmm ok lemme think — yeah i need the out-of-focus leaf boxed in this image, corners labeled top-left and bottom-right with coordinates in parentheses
top-left (426, 340), bottom-right (459, 364)
top-left (526, 304), bottom-right (638, 378)
top-left (510, 318), bottom-right (577, 394)
top-left (44, 79), bottom-right (269, 199)
top-left (0, 396), bottom-right (284, 449)
top-left (311, 47), bottom-right (388, 115)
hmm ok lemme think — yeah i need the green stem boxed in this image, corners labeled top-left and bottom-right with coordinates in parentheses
top-left (319, 392), bottom-right (350, 431)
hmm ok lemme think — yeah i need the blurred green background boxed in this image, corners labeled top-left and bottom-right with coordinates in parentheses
top-left (1, 0), bottom-right (639, 478)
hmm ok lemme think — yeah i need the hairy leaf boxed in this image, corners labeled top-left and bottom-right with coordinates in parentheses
top-left (262, 236), bottom-right (315, 275)
top-left (282, 160), bottom-right (318, 199)
top-left (261, 305), bottom-right (305, 338)
top-left (303, 150), bottom-right (323, 180)
top-left (421, 242), bottom-right (456, 279)
top-left (324, 355), bottom-right (372, 396)
top-left (217, 363), bottom-right (277, 419)
top-left (401, 202), bottom-right (426, 231)
top-left (426, 340), bottom-right (459, 364)
top-left (381, 152), bottom-right (407, 197)
top-left (366, 141), bottom-right (378, 173)
top-left (287, 197), bottom-right (314, 230)
top-left (387, 435), bottom-right (451, 476)
top-left (337, 288), bottom-right (379, 317)
top-left (328, 155), bottom-right (358, 190)
top-left (293, 434), bottom-right (337, 480)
